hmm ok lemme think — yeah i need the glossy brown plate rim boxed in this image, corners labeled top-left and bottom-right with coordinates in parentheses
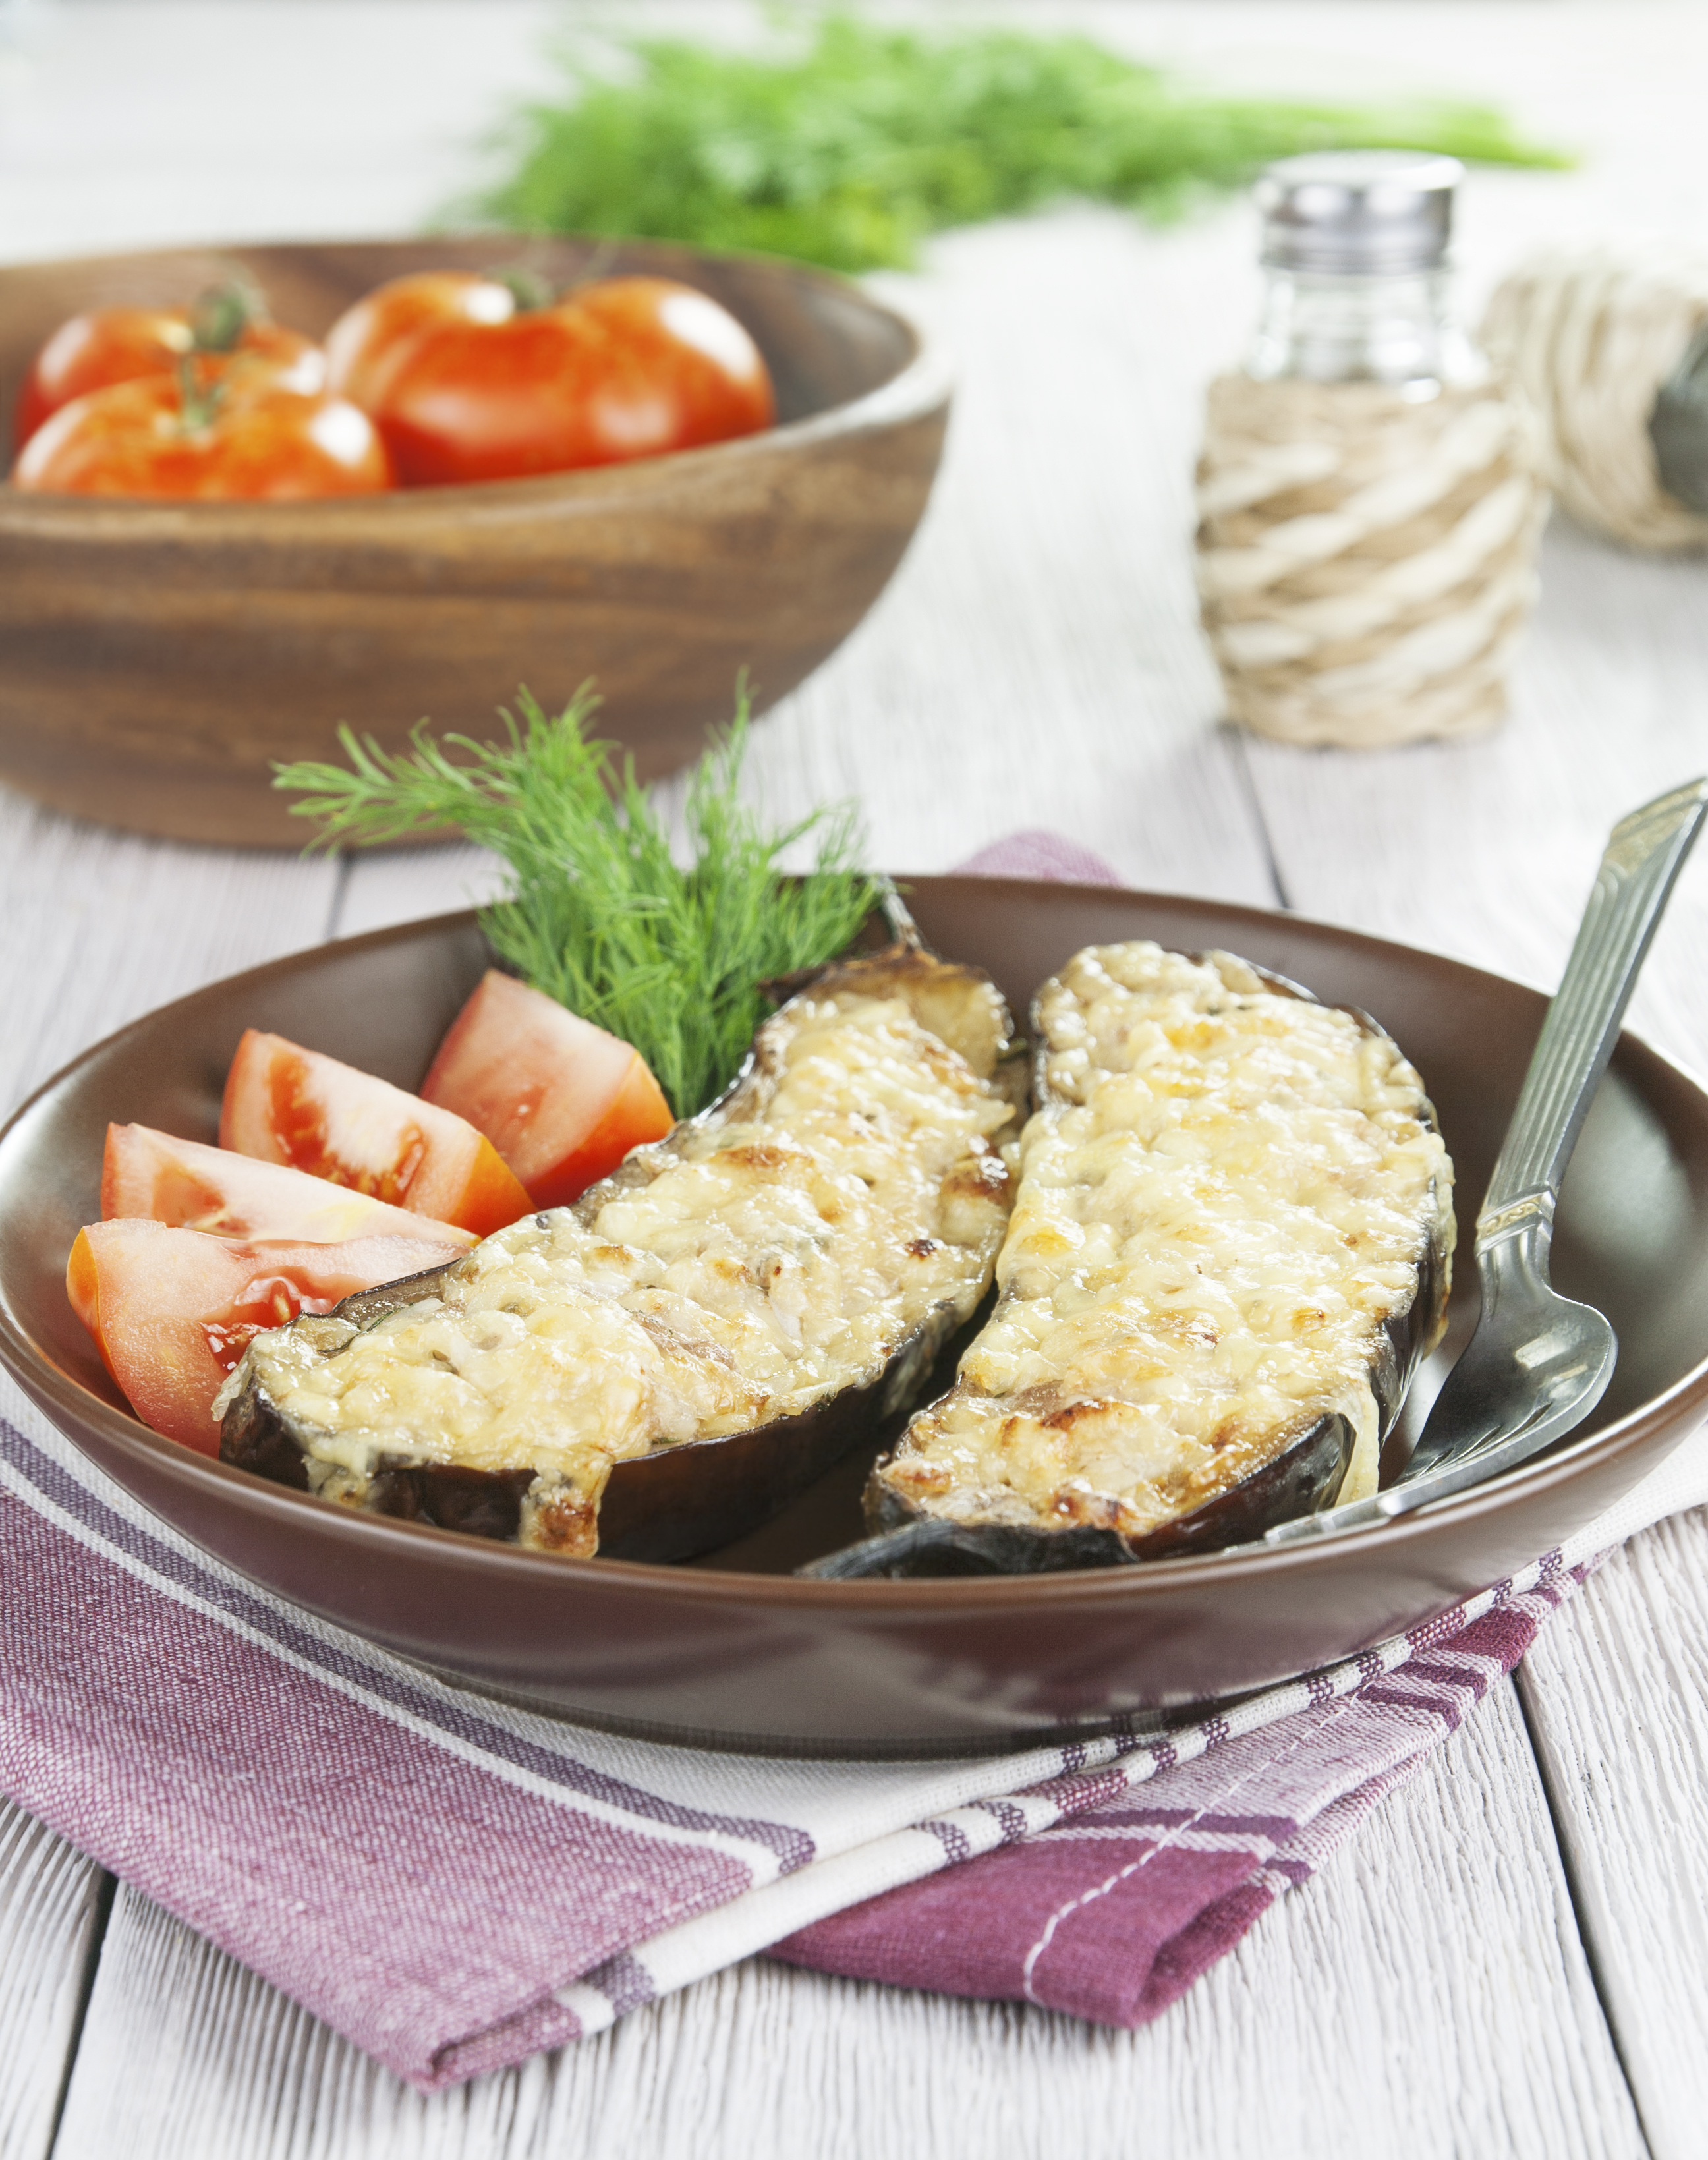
top-left (5, 883), bottom-right (1704, 1606)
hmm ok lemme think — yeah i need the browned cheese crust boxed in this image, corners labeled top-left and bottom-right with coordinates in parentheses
top-left (855, 942), bottom-right (1455, 1572)
top-left (219, 945), bottom-right (1021, 1558)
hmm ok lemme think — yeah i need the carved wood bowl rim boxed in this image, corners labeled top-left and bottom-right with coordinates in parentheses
top-left (0, 234), bottom-right (952, 534)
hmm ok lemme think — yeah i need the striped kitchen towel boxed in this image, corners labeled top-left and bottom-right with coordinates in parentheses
top-left (7, 1400), bottom-right (1704, 2089)
top-left (2, 834), bottom-right (1704, 2090)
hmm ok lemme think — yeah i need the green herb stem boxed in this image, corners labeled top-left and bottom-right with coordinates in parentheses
top-left (471, 13), bottom-right (1569, 273)
top-left (272, 688), bottom-right (880, 1119)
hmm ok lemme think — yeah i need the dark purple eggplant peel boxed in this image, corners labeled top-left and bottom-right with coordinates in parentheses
top-left (805, 943), bottom-right (1455, 1580)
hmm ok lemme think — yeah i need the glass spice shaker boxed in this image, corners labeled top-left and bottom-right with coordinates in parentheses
top-left (1195, 151), bottom-right (1545, 748)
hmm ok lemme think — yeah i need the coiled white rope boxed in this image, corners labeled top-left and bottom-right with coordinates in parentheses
top-left (1195, 375), bottom-right (1546, 747)
top-left (1481, 236), bottom-right (1708, 554)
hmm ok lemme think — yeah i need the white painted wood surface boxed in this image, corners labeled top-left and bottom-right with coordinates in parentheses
top-left (0, 1805), bottom-right (104, 2160)
top-left (5, 3), bottom-right (1708, 2154)
top-left (1516, 1519), bottom-right (1708, 2160)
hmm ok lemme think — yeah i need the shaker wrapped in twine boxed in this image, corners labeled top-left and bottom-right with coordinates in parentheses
top-left (1482, 237), bottom-right (1708, 553)
top-left (1196, 375), bottom-right (1545, 746)
top-left (1197, 152), bottom-right (1546, 749)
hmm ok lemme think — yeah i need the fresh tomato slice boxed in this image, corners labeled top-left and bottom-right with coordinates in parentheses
top-left (371, 275), bottom-right (776, 486)
top-left (11, 376), bottom-right (392, 499)
top-left (219, 1029), bottom-right (531, 1236)
top-left (323, 270), bottom-right (515, 413)
top-left (67, 1220), bottom-right (465, 1453)
top-left (420, 971), bottom-right (675, 1208)
top-left (13, 305), bottom-right (324, 451)
top-left (102, 1123), bottom-right (478, 1247)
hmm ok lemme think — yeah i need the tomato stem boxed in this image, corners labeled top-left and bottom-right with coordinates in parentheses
top-left (175, 353), bottom-right (227, 434)
top-left (188, 277), bottom-right (267, 355)
top-left (491, 265), bottom-right (557, 314)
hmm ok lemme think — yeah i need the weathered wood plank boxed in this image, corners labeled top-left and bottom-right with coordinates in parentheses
top-left (1244, 425), bottom-right (1708, 2160)
top-left (10, 4), bottom-right (1703, 2152)
top-left (47, 1680), bottom-right (1640, 2160)
top-left (1238, 519), bottom-right (1708, 1058)
top-left (331, 843), bottom-right (507, 947)
top-left (0, 1807), bottom-right (106, 2160)
top-left (1516, 1515), bottom-right (1708, 2160)
top-left (0, 797), bottom-right (339, 2147)
top-left (0, 791), bottom-right (341, 1123)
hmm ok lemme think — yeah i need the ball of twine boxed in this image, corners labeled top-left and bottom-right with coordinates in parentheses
top-left (1481, 236), bottom-right (1708, 554)
top-left (1195, 375), bottom-right (1546, 749)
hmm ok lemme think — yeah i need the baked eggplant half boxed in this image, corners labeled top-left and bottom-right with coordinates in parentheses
top-left (810, 941), bottom-right (1454, 1579)
top-left (216, 943), bottom-right (1020, 1561)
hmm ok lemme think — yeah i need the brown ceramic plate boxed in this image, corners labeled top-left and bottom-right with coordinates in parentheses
top-left (0, 235), bottom-right (949, 847)
top-left (3, 879), bottom-right (1707, 1759)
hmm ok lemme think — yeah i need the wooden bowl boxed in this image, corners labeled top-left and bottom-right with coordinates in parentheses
top-left (6, 881), bottom-right (1708, 1757)
top-left (0, 237), bottom-right (950, 847)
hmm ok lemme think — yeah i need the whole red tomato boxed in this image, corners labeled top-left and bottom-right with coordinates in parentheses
top-left (12, 294), bottom-right (324, 452)
top-left (11, 372), bottom-right (394, 499)
top-left (357, 275), bottom-right (777, 486)
top-left (323, 270), bottom-right (517, 412)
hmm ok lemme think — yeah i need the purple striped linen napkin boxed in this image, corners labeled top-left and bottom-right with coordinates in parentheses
top-left (2, 830), bottom-right (1704, 2091)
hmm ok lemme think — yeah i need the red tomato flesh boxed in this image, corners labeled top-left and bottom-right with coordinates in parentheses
top-left (372, 275), bottom-right (776, 486)
top-left (420, 971), bottom-right (675, 1208)
top-left (219, 1029), bottom-right (531, 1236)
top-left (324, 270), bottom-right (515, 413)
top-left (13, 306), bottom-right (323, 451)
top-left (67, 1220), bottom-right (466, 1454)
top-left (11, 378), bottom-right (392, 499)
top-left (102, 1123), bottom-right (478, 1248)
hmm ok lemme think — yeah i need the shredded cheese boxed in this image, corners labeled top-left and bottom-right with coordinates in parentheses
top-left (879, 943), bottom-right (1454, 1545)
top-left (226, 981), bottom-right (1015, 1553)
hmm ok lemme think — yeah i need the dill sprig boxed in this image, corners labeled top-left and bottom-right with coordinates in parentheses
top-left (472, 13), bottom-right (1568, 273)
top-left (273, 688), bottom-right (881, 1118)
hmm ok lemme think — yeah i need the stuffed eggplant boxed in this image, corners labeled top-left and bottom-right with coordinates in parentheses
top-left (811, 941), bottom-right (1454, 1579)
top-left (217, 942), bottom-right (1020, 1560)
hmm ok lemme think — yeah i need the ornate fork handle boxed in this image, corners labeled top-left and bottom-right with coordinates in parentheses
top-left (1479, 777), bottom-right (1708, 1246)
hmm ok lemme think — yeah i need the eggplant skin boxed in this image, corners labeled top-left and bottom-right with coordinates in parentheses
top-left (596, 1292), bottom-right (966, 1563)
top-left (828, 944), bottom-right (1454, 1580)
top-left (221, 1373), bottom-right (313, 1494)
top-left (222, 1280), bottom-right (973, 1565)
top-left (823, 1218), bottom-right (1446, 1579)
top-left (369, 1463), bottom-right (537, 1541)
top-left (218, 939), bottom-right (1019, 1560)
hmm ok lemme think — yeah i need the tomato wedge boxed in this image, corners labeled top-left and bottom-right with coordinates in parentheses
top-left (67, 1220), bottom-right (465, 1453)
top-left (420, 971), bottom-right (675, 1208)
top-left (102, 1123), bottom-right (478, 1247)
top-left (219, 1031), bottom-right (531, 1236)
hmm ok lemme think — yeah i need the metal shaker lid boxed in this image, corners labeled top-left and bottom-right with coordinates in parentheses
top-left (1256, 151), bottom-right (1462, 275)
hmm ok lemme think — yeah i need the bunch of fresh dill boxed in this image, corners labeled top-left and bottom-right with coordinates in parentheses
top-left (273, 689), bottom-right (881, 1118)
top-left (474, 12), bottom-right (1566, 273)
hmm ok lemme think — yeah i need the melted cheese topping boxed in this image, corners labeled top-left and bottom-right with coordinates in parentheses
top-left (226, 987), bottom-right (1015, 1552)
top-left (879, 943), bottom-right (1454, 1544)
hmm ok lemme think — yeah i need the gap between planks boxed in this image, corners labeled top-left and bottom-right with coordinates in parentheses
top-left (0, 691), bottom-right (358, 2160)
top-left (0, 1808), bottom-right (108, 2160)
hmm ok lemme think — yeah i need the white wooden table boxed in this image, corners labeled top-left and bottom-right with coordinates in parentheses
top-left (4, 5), bottom-right (1708, 2153)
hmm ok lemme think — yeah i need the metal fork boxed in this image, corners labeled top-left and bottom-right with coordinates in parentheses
top-left (1265, 775), bottom-right (1708, 1547)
